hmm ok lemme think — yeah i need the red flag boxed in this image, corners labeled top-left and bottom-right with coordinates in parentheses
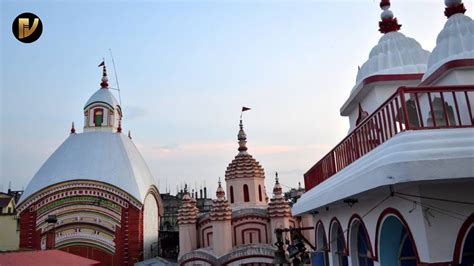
top-left (98, 61), bottom-right (105, 67)
top-left (242, 106), bottom-right (251, 112)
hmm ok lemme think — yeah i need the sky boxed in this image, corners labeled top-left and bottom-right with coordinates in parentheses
top-left (1, 0), bottom-right (473, 197)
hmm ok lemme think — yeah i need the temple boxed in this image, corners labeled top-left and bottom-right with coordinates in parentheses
top-left (177, 118), bottom-right (303, 265)
top-left (16, 63), bottom-right (164, 265)
top-left (293, 0), bottom-right (474, 265)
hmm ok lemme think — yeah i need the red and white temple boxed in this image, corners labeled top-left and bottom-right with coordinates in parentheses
top-left (16, 64), bottom-right (163, 266)
top-left (293, 0), bottom-right (474, 265)
top-left (177, 119), bottom-right (302, 265)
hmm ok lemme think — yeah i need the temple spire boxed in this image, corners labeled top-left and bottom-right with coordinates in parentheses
top-left (237, 106), bottom-right (251, 153)
top-left (238, 119), bottom-right (248, 153)
top-left (216, 177), bottom-right (225, 199)
top-left (378, 0), bottom-right (401, 34)
top-left (445, 0), bottom-right (466, 18)
top-left (98, 60), bottom-right (109, 89)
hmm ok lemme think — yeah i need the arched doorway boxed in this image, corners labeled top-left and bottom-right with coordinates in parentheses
top-left (312, 221), bottom-right (329, 266)
top-left (349, 219), bottom-right (373, 266)
top-left (379, 215), bottom-right (417, 266)
top-left (330, 220), bottom-right (348, 266)
top-left (454, 216), bottom-right (474, 265)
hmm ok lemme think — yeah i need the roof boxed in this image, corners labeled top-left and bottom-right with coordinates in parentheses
top-left (0, 250), bottom-right (100, 266)
top-left (292, 128), bottom-right (474, 215)
top-left (84, 88), bottom-right (120, 110)
top-left (19, 131), bottom-right (157, 204)
top-left (353, 31), bottom-right (430, 93)
top-left (0, 196), bottom-right (13, 207)
top-left (422, 13), bottom-right (474, 81)
top-left (225, 153), bottom-right (265, 180)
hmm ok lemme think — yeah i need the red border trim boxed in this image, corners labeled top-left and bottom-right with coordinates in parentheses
top-left (453, 214), bottom-right (474, 264)
top-left (328, 217), bottom-right (348, 255)
top-left (233, 221), bottom-right (268, 246)
top-left (201, 225), bottom-right (212, 247)
top-left (241, 228), bottom-right (261, 244)
top-left (361, 73), bottom-right (423, 88)
top-left (373, 208), bottom-right (420, 263)
top-left (179, 257), bottom-right (216, 266)
top-left (420, 59), bottom-right (474, 86)
top-left (347, 214), bottom-right (374, 259)
top-left (315, 220), bottom-right (328, 250)
top-left (223, 254), bottom-right (274, 264)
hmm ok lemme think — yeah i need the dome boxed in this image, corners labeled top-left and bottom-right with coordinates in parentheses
top-left (422, 13), bottom-right (474, 81)
top-left (225, 153), bottom-right (265, 180)
top-left (84, 88), bottom-right (120, 110)
top-left (19, 131), bottom-right (156, 204)
top-left (354, 31), bottom-right (430, 92)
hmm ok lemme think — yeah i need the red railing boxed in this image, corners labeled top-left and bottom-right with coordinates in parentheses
top-left (304, 85), bottom-right (474, 191)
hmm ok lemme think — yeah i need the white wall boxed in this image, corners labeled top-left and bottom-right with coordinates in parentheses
top-left (143, 193), bottom-right (159, 259)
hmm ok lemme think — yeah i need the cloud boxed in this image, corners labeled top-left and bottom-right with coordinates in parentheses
top-left (136, 140), bottom-right (330, 158)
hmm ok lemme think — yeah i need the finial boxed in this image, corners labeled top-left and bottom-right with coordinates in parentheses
top-left (98, 60), bottom-right (109, 88)
top-left (445, 0), bottom-right (466, 18)
top-left (117, 119), bottom-right (122, 133)
top-left (237, 119), bottom-right (248, 153)
top-left (378, 0), bottom-right (401, 34)
top-left (273, 172), bottom-right (283, 196)
top-left (216, 177), bottom-right (225, 198)
top-left (70, 122), bottom-right (76, 134)
top-left (128, 130), bottom-right (132, 139)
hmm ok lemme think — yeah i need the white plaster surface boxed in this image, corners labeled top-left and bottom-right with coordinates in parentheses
top-left (293, 128), bottom-right (474, 215)
top-left (19, 131), bottom-right (157, 203)
top-left (354, 31), bottom-right (430, 93)
top-left (143, 193), bottom-right (160, 259)
top-left (422, 13), bottom-right (474, 82)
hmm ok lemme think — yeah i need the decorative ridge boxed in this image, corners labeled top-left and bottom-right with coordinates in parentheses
top-left (210, 179), bottom-right (232, 221)
top-left (268, 172), bottom-right (291, 218)
top-left (177, 186), bottom-right (199, 224)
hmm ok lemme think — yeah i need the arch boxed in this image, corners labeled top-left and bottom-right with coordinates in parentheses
top-left (243, 184), bottom-right (249, 202)
top-left (348, 215), bottom-right (374, 266)
top-left (375, 208), bottom-right (419, 266)
top-left (93, 108), bottom-right (104, 127)
top-left (143, 193), bottom-right (159, 259)
top-left (329, 218), bottom-right (348, 266)
top-left (258, 185), bottom-right (263, 202)
top-left (313, 220), bottom-right (329, 266)
top-left (453, 214), bottom-right (474, 264)
top-left (230, 186), bottom-right (234, 203)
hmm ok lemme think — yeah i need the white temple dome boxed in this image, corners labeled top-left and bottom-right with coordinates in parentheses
top-left (354, 31), bottom-right (430, 92)
top-left (422, 13), bottom-right (474, 81)
top-left (19, 131), bottom-right (156, 204)
top-left (84, 88), bottom-right (120, 109)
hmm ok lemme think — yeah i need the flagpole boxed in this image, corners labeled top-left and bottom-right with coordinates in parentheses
top-left (109, 48), bottom-right (122, 107)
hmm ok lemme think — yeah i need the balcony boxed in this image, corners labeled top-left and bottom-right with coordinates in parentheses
top-left (304, 85), bottom-right (474, 191)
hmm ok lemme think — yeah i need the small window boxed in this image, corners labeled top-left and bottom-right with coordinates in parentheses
top-left (243, 184), bottom-right (249, 202)
top-left (230, 186), bottom-right (234, 203)
top-left (258, 185), bottom-right (262, 202)
top-left (94, 108), bottom-right (104, 127)
top-left (7, 207), bottom-right (12, 214)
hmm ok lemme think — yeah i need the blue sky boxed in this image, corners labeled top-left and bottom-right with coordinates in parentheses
top-left (1, 0), bottom-right (472, 197)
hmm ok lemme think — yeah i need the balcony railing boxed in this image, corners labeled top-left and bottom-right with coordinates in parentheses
top-left (304, 85), bottom-right (474, 191)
